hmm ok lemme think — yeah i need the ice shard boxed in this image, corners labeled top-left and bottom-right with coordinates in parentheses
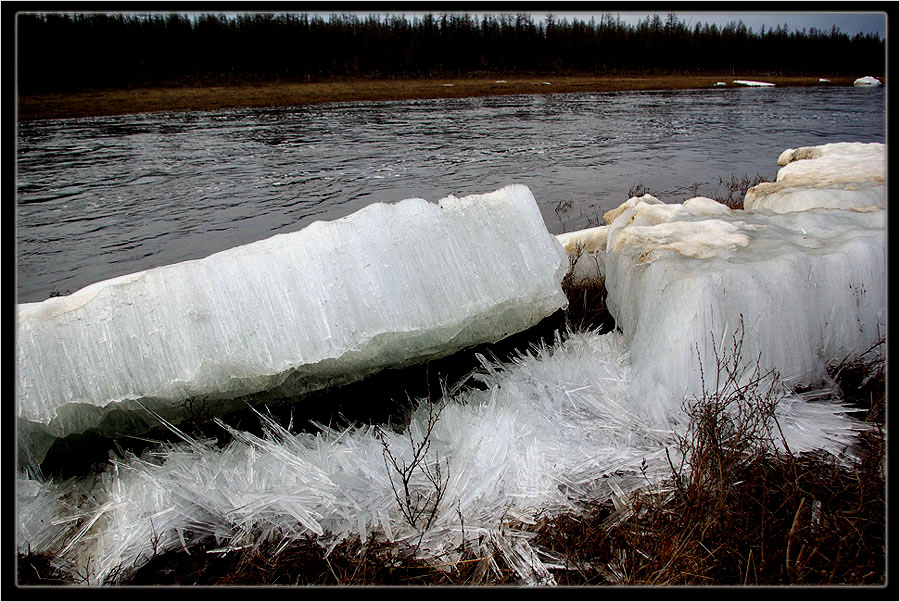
top-left (17, 184), bottom-right (569, 454)
top-left (18, 328), bottom-right (862, 584)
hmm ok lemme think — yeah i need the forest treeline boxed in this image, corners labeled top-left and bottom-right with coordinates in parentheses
top-left (17, 12), bottom-right (885, 93)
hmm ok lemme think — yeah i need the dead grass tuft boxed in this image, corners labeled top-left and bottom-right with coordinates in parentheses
top-left (532, 329), bottom-right (886, 586)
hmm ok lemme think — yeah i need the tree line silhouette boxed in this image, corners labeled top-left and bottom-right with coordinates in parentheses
top-left (17, 12), bottom-right (885, 93)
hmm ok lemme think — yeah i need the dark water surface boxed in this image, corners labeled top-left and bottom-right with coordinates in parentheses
top-left (16, 86), bottom-right (885, 303)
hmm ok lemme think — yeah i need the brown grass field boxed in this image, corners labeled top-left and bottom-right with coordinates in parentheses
top-left (17, 74), bottom-right (859, 121)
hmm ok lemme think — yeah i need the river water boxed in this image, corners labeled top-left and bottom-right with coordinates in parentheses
top-left (16, 85), bottom-right (885, 303)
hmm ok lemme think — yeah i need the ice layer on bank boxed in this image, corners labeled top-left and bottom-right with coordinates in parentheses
top-left (18, 327), bottom-right (861, 585)
top-left (594, 142), bottom-right (886, 411)
top-left (17, 184), bottom-right (569, 452)
top-left (745, 142), bottom-right (885, 213)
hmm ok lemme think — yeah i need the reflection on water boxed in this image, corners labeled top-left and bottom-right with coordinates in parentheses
top-left (16, 86), bottom-right (884, 302)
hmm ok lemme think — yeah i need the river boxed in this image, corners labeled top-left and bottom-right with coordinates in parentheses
top-left (16, 85), bottom-right (885, 303)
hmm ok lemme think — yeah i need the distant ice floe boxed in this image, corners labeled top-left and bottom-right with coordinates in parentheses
top-left (17, 142), bottom-right (884, 585)
top-left (819, 78), bottom-right (832, 83)
top-left (714, 81), bottom-right (727, 86)
top-left (853, 75), bottom-right (882, 86)
top-left (733, 79), bottom-right (775, 87)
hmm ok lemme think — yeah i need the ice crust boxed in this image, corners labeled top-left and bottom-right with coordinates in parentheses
top-left (17, 184), bottom-right (569, 445)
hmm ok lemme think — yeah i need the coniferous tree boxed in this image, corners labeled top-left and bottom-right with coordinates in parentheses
top-left (16, 12), bottom-right (884, 93)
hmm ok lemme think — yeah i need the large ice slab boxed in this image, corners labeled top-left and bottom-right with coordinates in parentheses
top-left (604, 196), bottom-right (885, 413)
top-left (774, 142), bottom-right (885, 185)
top-left (17, 184), bottom-right (568, 447)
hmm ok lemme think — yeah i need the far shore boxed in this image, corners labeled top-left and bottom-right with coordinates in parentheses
top-left (17, 74), bottom-right (861, 121)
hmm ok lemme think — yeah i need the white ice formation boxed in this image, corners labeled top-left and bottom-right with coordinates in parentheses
top-left (733, 79), bottom-right (775, 87)
top-left (853, 76), bottom-right (882, 86)
top-left (603, 194), bottom-right (884, 410)
top-left (17, 328), bottom-right (861, 585)
top-left (17, 185), bottom-right (568, 459)
top-left (745, 142), bottom-right (885, 213)
top-left (560, 141), bottom-right (885, 417)
top-left (17, 142), bottom-right (885, 585)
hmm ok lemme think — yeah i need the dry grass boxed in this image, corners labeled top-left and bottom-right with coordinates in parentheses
top-left (533, 438), bottom-right (885, 585)
top-left (17, 74), bottom-right (857, 121)
top-left (561, 263), bottom-right (615, 333)
top-left (532, 343), bottom-right (887, 587)
top-left (120, 533), bottom-right (526, 586)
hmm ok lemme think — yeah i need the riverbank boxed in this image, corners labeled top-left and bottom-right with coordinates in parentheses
top-left (17, 74), bottom-right (858, 121)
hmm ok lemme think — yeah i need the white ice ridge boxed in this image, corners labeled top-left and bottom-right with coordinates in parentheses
top-left (17, 184), bottom-right (569, 445)
top-left (603, 195), bottom-right (885, 413)
top-left (745, 142), bottom-right (885, 213)
top-left (17, 329), bottom-right (862, 584)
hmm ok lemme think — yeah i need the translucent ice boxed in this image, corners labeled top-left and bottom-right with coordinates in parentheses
top-left (18, 328), bottom-right (862, 584)
top-left (17, 184), bottom-right (568, 452)
top-left (604, 196), bottom-right (885, 413)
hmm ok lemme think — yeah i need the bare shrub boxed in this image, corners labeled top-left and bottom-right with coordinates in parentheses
top-left (711, 173), bottom-right (772, 209)
top-left (672, 318), bottom-right (783, 502)
top-left (376, 380), bottom-right (450, 535)
top-left (560, 242), bottom-right (614, 333)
